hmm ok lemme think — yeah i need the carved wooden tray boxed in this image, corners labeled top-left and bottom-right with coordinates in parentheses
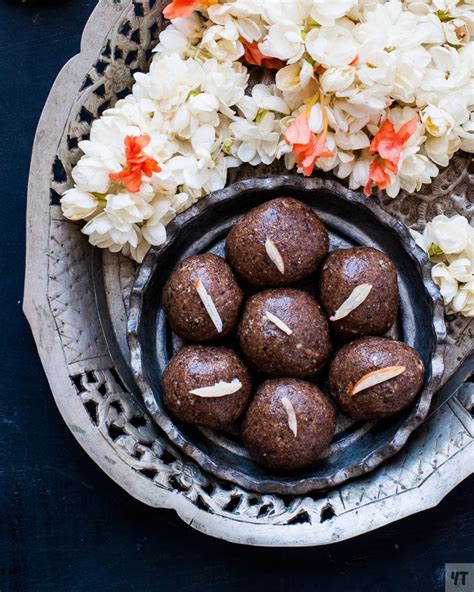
top-left (24, 0), bottom-right (474, 546)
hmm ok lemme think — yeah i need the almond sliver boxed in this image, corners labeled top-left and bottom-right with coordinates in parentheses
top-left (349, 366), bottom-right (406, 396)
top-left (330, 283), bottom-right (373, 321)
top-left (264, 311), bottom-right (293, 335)
top-left (281, 396), bottom-right (298, 437)
top-left (194, 278), bottom-right (223, 333)
top-left (189, 379), bottom-right (242, 398)
top-left (265, 238), bottom-right (285, 274)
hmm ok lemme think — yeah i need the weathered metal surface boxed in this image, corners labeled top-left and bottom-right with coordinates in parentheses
top-left (24, 0), bottom-right (473, 546)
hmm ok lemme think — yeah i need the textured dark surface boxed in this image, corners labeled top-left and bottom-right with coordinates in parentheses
top-left (1, 1), bottom-right (472, 591)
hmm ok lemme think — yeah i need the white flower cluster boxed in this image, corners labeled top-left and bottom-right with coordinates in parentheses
top-left (62, 0), bottom-right (473, 264)
top-left (411, 215), bottom-right (474, 316)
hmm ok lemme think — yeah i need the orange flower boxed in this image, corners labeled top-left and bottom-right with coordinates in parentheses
top-left (369, 116), bottom-right (418, 170)
top-left (363, 160), bottom-right (392, 197)
top-left (364, 115), bottom-right (418, 197)
top-left (163, 0), bottom-right (216, 20)
top-left (240, 39), bottom-right (285, 70)
top-left (109, 135), bottom-right (160, 193)
top-left (285, 112), bottom-right (334, 177)
top-left (285, 113), bottom-right (313, 145)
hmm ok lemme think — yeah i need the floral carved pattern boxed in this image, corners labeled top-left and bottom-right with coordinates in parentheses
top-left (23, 0), bottom-right (473, 544)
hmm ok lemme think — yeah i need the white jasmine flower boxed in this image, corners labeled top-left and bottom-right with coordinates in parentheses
top-left (136, 55), bottom-right (203, 114)
top-left (83, 212), bottom-right (139, 252)
top-left (141, 196), bottom-right (175, 247)
top-left (386, 151), bottom-right (438, 197)
top-left (72, 157), bottom-right (112, 194)
top-left (421, 105), bottom-right (455, 137)
top-left (104, 193), bottom-right (153, 229)
top-left (431, 262), bottom-right (458, 304)
top-left (191, 124), bottom-right (217, 160)
top-left (429, 214), bottom-right (473, 254)
top-left (166, 155), bottom-right (211, 191)
top-left (422, 45), bottom-right (471, 95)
top-left (308, 103), bottom-right (324, 134)
top-left (459, 114), bottom-right (474, 152)
top-left (251, 84), bottom-right (290, 115)
top-left (155, 26), bottom-right (192, 58)
top-left (410, 228), bottom-right (431, 253)
top-left (61, 188), bottom-right (100, 221)
top-left (347, 154), bottom-right (371, 190)
top-left (334, 130), bottom-right (371, 151)
top-left (311, 0), bottom-right (358, 26)
top-left (275, 60), bottom-right (314, 93)
top-left (320, 66), bottom-right (356, 94)
top-left (229, 112), bottom-right (280, 165)
top-left (447, 257), bottom-right (474, 283)
top-left (207, 5), bottom-right (262, 42)
top-left (200, 22), bottom-right (244, 62)
top-left (443, 19), bottom-right (471, 46)
top-left (170, 13), bottom-right (204, 44)
top-left (276, 60), bottom-right (317, 110)
top-left (201, 59), bottom-right (248, 114)
top-left (260, 23), bottom-right (305, 63)
top-left (306, 26), bottom-right (358, 67)
top-left (450, 280), bottom-right (474, 316)
top-left (262, 1), bottom-right (313, 26)
top-left (424, 132), bottom-right (462, 167)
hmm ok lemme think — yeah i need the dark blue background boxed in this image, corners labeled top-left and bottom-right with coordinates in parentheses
top-left (0, 2), bottom-right (472, 591)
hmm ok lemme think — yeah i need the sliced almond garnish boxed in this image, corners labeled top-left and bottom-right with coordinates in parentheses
top-left (349, 366), bottom-right (406, 396)
top-left (281, 396), bottom-right (298, 437)
top-left (194, 278), bottom-right (223, 333)
top-left (264, 311), bottom-right (293, 335)
top-left (330, 283), bottom-right (373, 321)
top-left (265, 238), bottom-right (285, 274)
top-left (189, 379), bottom-right (242, 398)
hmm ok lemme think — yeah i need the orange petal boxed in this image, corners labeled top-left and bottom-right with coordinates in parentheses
top-left (285, 114), bottom-right (312, 146)
top-left (363, 179), bottom-right (372, 197)
top-left (241, 39), bottom-right (284, 69)
top-left (369, 161), bottom-right (392, 190)
top-left (241, 39), bottom-right (263, 66)
top-left (261, 55), bottom-right (285, 70)
top-left (370, 119), bottom-right (395, 155)
top-left (109, 168), bottom-right (142, 193)
top-left (163, 0), bottom-right (199, 20)
top-left (376, 139), bottom-right (401, 167)
top-left (396, 116), bottom-right (418, 145)
top-left (384, 159), bottom-right (398, 174)
top-left (142, 157), bottom-right (161, 177)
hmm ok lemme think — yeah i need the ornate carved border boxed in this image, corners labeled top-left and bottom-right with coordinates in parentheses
top-left (24, 0), bottom-right (473, 546)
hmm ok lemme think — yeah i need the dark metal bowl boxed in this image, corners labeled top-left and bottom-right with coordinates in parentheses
top-left (128, 175), bottom-right (446, 494)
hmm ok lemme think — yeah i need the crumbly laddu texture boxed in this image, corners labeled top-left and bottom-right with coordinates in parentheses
top-left (329, 336), bottom-right (425, 420)
top-left (163, 253), bottom-right (243, 342)
top-left (318, 247), bottom-right (399, 340)
top-left (242, 378), bottom-right (336, 471)
top-left (226, 197), bottom-right (329, 288)
top-left (238, 288), bottom-right (332, 378)
top-left (162, 345), bottom-right (252, 429)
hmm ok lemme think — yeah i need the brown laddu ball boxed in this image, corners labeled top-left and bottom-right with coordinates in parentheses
top-left (238, 288), bottom-right (332, 378)
top-left (163, 253), bottom-right (243, 342)
top-left (162, 345), bottom-right (252, 429)
top-left (328, 336), bottom-right (425, 420)
top-left (241, 379), bottom-right (336, 471)
top-left (318, 246), bottom-right (399, 340)
top-left (225, 197), bottom-right (329, 288)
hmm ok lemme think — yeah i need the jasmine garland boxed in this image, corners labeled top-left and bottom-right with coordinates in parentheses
top-left (61, 0), bottom-right (473, 304)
